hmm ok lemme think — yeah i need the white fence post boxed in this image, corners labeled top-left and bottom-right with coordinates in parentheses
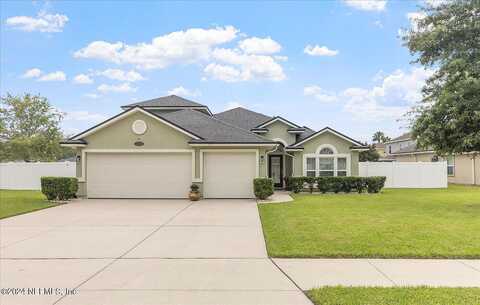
top-left (0, 162), bottom-right (76, 190)
top-left (359, 161), bottom-right (447, 188)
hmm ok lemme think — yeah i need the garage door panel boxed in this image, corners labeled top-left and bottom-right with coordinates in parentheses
top-left (203, 152), bottom-right (256, 199)
top-left (87, 153), bottom-right (192, 198)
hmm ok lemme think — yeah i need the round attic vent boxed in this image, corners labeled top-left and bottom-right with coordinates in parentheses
top-left (132, 120), bottom-right (147, 135)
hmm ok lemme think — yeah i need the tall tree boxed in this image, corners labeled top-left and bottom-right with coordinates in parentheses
top-left (372, 131), bottom-right (391, 143)
top-left (0, 93), bottom-right (74, 161)
top-left (404, 0), bottom-right (480, 155)
top-left (359, 145), bottom-right (380, 162)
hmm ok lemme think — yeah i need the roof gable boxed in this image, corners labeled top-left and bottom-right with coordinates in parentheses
top-left (69, 107), bottom-right (202, 141)
top-left (256, 116), bottom-right (300, 129)
top-left (292, 127), bottom-right (365, 147)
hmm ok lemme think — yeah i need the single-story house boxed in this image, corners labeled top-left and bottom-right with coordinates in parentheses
top-left (384, 133), bottom-right (480, 185)
top-left (61, 95), bottom-right (368, 198)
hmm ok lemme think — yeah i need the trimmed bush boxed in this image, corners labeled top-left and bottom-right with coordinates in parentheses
top-left (317, 177), bottom-right (330, 194)
top-left (41, 177), bottom-right (78, 201)
top-left (253, 178), bottom-right (274, 200)
top-left (341, 177), bottom-right (356, 193)
top-left (366, 176), bottom-right (387, 193)
top-left (305, 177), bottom-right (316, 194)
top-left (289, 177), bottom-right (306, 193)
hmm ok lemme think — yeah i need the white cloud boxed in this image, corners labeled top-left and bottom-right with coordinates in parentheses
top-left (304, 45), bottom-right (339, 57)
top-left (97, 69), bottom-right (145, 82)
top-left (22, 68), bottom-right (42, 78)
top-left (38, 71), bottom-right (66, 82)
top-left (204, 48), bottom-right (286, 82)
top-left (374, 20), bottom-right (383, 28)
top-left (304, 85), bottom-right (338, 103)
top-left (167, 86), bottom-right (201, 97)
top-left (238, 37), bottom-right (281, 54)
top-left (225, 101), bottom-right (245, 110)
top-left (64, 111), bottom-right (107, 122)
top-left (425, 0), bottom-right (450, 7)
top-left (5, 11), bottom-right (68, 32)
top-left (406, 12), bottom-right (427, 32)
top-left (204, 63), bottom-right (243, 82)
top-left (73, 74), bottom-right (93, 84)
top-left (84, 93), bottom-right (101, 99)
top-left (97, 83), bottom-right (137, 93)
top-left (74, 26), bottom-right (239, 70)
top-left (342, 67), bottom-right (434, 120)
top-left (343, 0), bottom-right (387, 11)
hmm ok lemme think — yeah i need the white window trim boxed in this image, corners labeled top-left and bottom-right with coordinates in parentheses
top-left (303, 145), bottom-right (351, 177)
top-left (199, 149), bottom-right (259, 183)
top-left (79, 149), bottom-right (195, 183)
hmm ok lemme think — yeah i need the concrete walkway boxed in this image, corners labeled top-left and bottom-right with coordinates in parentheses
top-left (274, 258), bottom-right (480, 289)
top-left (257, 191), bottom-right (294, 204)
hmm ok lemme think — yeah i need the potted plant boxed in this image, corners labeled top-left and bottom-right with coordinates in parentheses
top-left (189, 184), bottom-right (200, 201)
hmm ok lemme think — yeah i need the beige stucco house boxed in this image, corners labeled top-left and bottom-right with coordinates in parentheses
top-left (61, 95), bottom-right (367, 199)
top-left (385, 133), bottom-right (480, 185)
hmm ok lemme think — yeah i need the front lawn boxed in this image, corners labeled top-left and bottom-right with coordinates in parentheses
top-left (0, 190), bottom-right (56, 219)
top-left (307, 287), bottom-right (480, 305)
top-left (258, 185), bottom-right (480, 258)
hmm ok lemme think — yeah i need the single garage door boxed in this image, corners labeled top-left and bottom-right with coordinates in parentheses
top-left (203, 151), bottom-right (256, 198)
top-left (86, 153), bottom-right (192, 198)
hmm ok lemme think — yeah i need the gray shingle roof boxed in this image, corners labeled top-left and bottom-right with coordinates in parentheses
top-left (122, 95), bottom-right (206, 108)
top-left (389, 132), bottom-right (412, 142)
top-left (156, 109), bottom-right (275, 144)
top-left (214, 107), bottom-right (272, 131)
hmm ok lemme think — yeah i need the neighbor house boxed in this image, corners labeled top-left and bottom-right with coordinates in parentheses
top-left (61, 95), bottom-right (368, 198)
top-left (385, 133), bottom-right (479, 185)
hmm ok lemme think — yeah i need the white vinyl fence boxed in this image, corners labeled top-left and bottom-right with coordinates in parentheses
top-left (359, 161), bottom-right (448, 188)
top-left (0, 162), bottom-right (76, 190)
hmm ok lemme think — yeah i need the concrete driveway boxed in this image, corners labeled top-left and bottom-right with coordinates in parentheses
top-left (0, 199), bottom-right (312, 305)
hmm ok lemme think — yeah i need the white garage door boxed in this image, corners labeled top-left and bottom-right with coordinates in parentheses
top-left (86, 153), bottom-right (192, 198)
top-left (203, 152), bottom-right (257, 198)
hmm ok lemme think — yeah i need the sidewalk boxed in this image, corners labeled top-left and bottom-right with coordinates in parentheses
top-left (273, 258), bottom-right (480, 289)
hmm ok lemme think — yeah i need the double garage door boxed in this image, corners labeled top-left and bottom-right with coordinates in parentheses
top-left (86, 151), bottom-right (256, 199)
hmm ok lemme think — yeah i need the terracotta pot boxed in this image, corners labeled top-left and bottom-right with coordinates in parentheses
top-left (189, 191), bottom-right (200, 201)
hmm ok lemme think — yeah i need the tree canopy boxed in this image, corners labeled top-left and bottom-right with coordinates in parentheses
top-left (0, 93), bottom-right (74, 162)
top-left (404, 0), bottom-right (480, 155)
top-left (372, 131), bottom-right (391, 143)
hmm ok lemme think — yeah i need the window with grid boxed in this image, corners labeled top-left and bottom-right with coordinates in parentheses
top-left (306, 157), bottom-right (316, 177)
top-left (319, 157), bottom-right (334, 176)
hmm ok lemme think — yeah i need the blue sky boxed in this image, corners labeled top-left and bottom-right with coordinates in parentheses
top-left (1, 0), bottom-right (434, 142)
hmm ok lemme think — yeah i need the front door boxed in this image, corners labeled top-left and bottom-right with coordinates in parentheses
top-left (269, 155), bottom-right (283, 188)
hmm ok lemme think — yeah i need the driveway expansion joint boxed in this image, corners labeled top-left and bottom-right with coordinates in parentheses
top-left (367, 259), bottom-right (398, 286)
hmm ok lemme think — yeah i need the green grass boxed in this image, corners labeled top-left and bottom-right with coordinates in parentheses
top-left (307, 287), bottom-right (480, 305)
top-left (258, 185), bottom-right (480, 258)
top-left (0, 190), bottom-right (56, 219)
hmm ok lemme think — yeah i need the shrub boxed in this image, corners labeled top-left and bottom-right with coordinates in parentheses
top-left (41, 177), bottom-right (78, 201)
top-left (289, 177), bottom-right (305, 193)
top-left (316, 177), bottom-right (330, 193)
top-left (353, 177), bottom-right (367, 193)
top-left (253, 178), bottom-right (274, 199)
top-left (190, 184), bottom-right (200, 193)
top-left (366, 176), bottom-right (387, 193)
top-left (305, 177), bottom-right (316, 194)
top-left (284, 177), bottom-right (292, 191)
top-left (330, 177), bottom-right (344, 193)
top-left (341, 177), bottom-right (356, 193)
